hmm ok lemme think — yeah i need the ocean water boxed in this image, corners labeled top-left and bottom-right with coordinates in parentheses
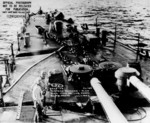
top-left (0, 0), bottom-right (150, 58)
top-left (0, 16), bottom-right (23, 73)
top-left (0, 16), bottom-right (23, 57)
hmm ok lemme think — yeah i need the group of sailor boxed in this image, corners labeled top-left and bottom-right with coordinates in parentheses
top-left (32, 69), bottom-right (58, 118)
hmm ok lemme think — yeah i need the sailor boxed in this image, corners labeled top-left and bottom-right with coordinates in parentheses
top-left (101, 30), bottom-right (108, 46)
top-left (42, 30), bottom-right (49, 45)
top-left (37, 6), bottom-right (43, 15)
top-left (53, 9), bottom-right (58, 15)
top-left (32, 78), bottom-right (45, 121)
top-left (115, 66), bottom-right (140, 92)
top-left (54, 20), bottom-right (63, 34)
top-left (20, 24), bottom-right (26, 34)
top-left (39, 71), bottom-right (48, 91)
top-left (48, 18), bottom-right (55, 33)
top-left (32, 78), bottom-right (44, 108)
top-left (73, 25), bottom-right (78, 33)
top-left (8, 55), bottom-right (15, 72)
top-left (53, 9), bottom-right (64, 20)
top-left (39, 71), bottom-right (48, 106)
top-left (81, 23), bottom-right (88, 31)
top-left (25, 12), bottom-right (30, 25)
top-left (45, 12), bottom-right (51, 25)
top-left (48, 69), bottom-right (52, 79)
top-left (32, 78), bottom-right (48, 119)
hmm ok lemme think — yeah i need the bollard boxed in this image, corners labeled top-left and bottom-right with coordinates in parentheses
top-left (101, 30), bottom-right (108, 46)
top-left (91, 78), bottom-right (128, 123)
top-left (45, 13), bottom-right (50, 25)
top-left (8, 55), bottom-right (15, 72)
top-left (96, 28), bottom-right (100, 37)
top-left (24, 35), bottom-right (30, 48)
top-left (54, 21), bottom-right (63, 34)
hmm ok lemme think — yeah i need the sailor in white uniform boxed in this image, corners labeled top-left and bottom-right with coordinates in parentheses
top-left (32, 78), bottom-right (44, 108)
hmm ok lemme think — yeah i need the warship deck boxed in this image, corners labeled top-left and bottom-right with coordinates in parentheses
top-left (0, 14), bottom-right (150, 122)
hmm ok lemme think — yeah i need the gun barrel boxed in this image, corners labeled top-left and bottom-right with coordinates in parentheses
top-left (90, 78), bottom-right (128, 123)
top-left (130, 76), bottom-right (150, 103)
